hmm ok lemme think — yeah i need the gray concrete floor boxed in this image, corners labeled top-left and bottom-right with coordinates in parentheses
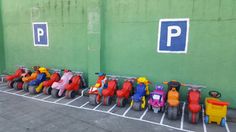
top-left (0, 82), bottom-right (235, 132)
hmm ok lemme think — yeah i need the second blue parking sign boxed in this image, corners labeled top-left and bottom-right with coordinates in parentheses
top-left (157, 18), bottom-right (189, 53)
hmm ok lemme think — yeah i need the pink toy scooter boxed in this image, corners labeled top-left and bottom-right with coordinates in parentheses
top-left (148, 85), bottom-right (166, 113)
top-left (51, 70), bottom-right (73, 98)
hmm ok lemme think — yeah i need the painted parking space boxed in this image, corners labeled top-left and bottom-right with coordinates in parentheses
top-left (0, 82), bottom-right (234, 132)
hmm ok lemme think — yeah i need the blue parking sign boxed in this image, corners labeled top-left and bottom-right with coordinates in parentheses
top-left (157, 18), bottom-right (189, 53)
top-left (33, 22), bottom-right (49, 46)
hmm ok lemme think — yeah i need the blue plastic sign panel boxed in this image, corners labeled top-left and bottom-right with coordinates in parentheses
top-left (32, 22), bottom-right (49, 47)
top-left (157, 18), bottom-right (189, 54)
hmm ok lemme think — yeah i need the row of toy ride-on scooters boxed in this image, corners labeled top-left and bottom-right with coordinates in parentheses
top-left (88, 73), bottom-right (229, 126)
top-left (5, 66), bottom-right (86, 99)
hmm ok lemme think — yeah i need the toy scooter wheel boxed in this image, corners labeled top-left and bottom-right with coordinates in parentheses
top-left (204, 115), bottom-right (209, 124)
top-left (148, 104), bottom-right (152, 110)
top-left (7, 81), bottom-right (14, 88)
top-left (66, 90), bottom-right (76, 99)
top-left (28, 86), bottom-right (37, 94)
top-left (89, 94), bottom-right (99, 105)
top-left (13, 82), bottom-right (18, 90)
top-left (43, 87), bottom-right (52, 95)
top-left (132, 102), bottom-right (141, 111)
top-left (116, 98), bottom-right (125, 107)
top-left (220, 118), bottom-right (226, 127)
top-left (103, 96), bottom-right (112, 106)
top-left (51, 89), bottom-right (60, 98)
top-left (23, 83), bottom-right (29, 92)
top-left (189, 112), bottom-right (199, 124)
top-left (168, 107), bottom-right (178, 120)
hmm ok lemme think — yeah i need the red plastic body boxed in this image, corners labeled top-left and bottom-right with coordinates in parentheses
top-left (116, 80), bottom-right (133, 99)
top-left (188, 89), bottom-right (201, 113)
top-left (43, 72), bottom-right (60, 87)
top-left (6, 68), bottom-right (24, 81)
top-left (102, 79), bottom-right (117, 97)
top-left (65, 75), bottom-right (82, 91)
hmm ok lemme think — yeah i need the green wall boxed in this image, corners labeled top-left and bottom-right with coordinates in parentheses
top-left (1, 0), bottom-right (236, 108)
top-left (0, 0), bottom-right (5, 73)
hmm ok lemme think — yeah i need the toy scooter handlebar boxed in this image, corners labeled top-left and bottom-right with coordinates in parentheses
top-left (184, 84), bottom-right (206, 89)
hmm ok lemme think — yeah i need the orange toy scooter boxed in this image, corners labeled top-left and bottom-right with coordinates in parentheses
top-left (163, 80), bottom-right (184, 120)
top-left (22, 66), bottom-right (40, 92)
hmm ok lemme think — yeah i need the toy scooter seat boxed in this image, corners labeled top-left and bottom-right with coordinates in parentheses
top-left (6, 69), bottom-right (24, 81)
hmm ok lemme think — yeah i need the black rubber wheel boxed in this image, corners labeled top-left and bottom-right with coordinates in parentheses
top-left (51, 89), bottom-right (60, 98)
top-left (89, 94), bottom-right (98, 105)
top-left (103, 96), bottom-right (112, 106)
top-left (28, 86), bottom-right (37, 94)
top-left (66, 90), bottom-right (76, 99)
top-left (7, 81), bottom-right (14, 88)
top-left (23, 83), bottom-right (29, 92)
top-left (189, 112), bottom-right (199, 124)
top-left (116, 97), bottom-right (126, 107)
top-left (167, 107), bottom-right (173, 119)
top-left (13, 82), bottom-right (19, 90)
top-left (43, 87), bottom-right (52, 95)
top-left (132, 101), bottom-right (141, 111)
top-left (148, 104), bottom-right (152, 110)
top-left (172, 107), bottom-right (178, 120)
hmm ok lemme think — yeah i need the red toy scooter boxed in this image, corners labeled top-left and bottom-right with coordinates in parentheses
top-left (6, 67), bottom-right (25, 88)
top-left (102, 77), bottom-right (118, 106)
top-left (116, 78), bottom-right (135, 107)
top-left (42, 70), bottom-right (61, 95)
top-left (89, 72), bottom-right (107, 105)
top-left (186, 84), bottom-right (206, 123)
top-left (65, 72), bottom-right (86, 99)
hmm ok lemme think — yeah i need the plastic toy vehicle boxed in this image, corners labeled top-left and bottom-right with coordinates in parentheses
top-left (130, 77), bottom-right (150, 111)
top-left (89, 72), bottom-right (107, 105)
top-left (116, 78), bottom-right (134, 107)
top-left (185, 84), bottom-right (206, 123)
top-left (22, 66), bottom-right (40, 92)
top-left (13, 68), bottom-right (32, 90)
top-left (163, 80), bottom-right (183, 120)
top-left (28, 67), bottom-right (51, 94)
top-left (42, 70), bottom-right (61, 95)
top-left (51, 70), bottom-right (73, 98)
top-left (101, 77), bottom-right (118, 106)
top-left (6, 67), bottom-right (25, 88)
top-left (204, 91), bottom-right (229, 127)
top-left (65, 72), bottom-right (85, 99)
top-left (148, 85), bottom-right (166, 113)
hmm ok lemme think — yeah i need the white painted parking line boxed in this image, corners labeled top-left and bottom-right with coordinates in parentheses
top-left (139, 108), bottom-right (148, 120)
top-left (65, 95), bottom-right (83, 105)
top-left (79, 101), bottom-right (89, 108)
top-left (81, 88), bottom-right (88, 96)
top-left (42, 95), bottom-right (52, 100)
top-left (93, 103), bottom-right (102, 110)
top-left (0, 83), bottom-right (7, 87)
top-left (160, 112), bottom-right (165, 124)
top-left (0, 89), bottom-right (195, 132)
top-left (54, 96), bottom-right (66, 103)
top-left (5, 89), bottom-right (15, 92)
top-left (33, 93), bottom-right (43, 98)
top-left (180, 102), bottom-right (186, 129)
top-left (22, 92), bottom-right (30, 96)
top-left (14, 90), bottom-right (23, 94)
top-left (225, 118), bottom-right (231, 132)
top-left (122, 106), bottom-right (132, 117)
top-left (107, 104), bottom-right (117, 113)
top-left (202, 105), bottom-right (207, 132)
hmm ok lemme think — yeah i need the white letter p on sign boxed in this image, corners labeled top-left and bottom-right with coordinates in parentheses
top-left (167, 26), bottom-right (181, 47)
top-left (37, 28), bottom-right (44, 42)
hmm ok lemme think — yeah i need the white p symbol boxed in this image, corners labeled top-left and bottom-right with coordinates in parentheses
top-left (167, 26), bottom-right (181, 47)
top-left (37, 28), bottom-right (44, 42)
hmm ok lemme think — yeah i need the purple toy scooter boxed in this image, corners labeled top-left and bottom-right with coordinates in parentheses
top-left (148, 85), bottom-right (166, 113)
